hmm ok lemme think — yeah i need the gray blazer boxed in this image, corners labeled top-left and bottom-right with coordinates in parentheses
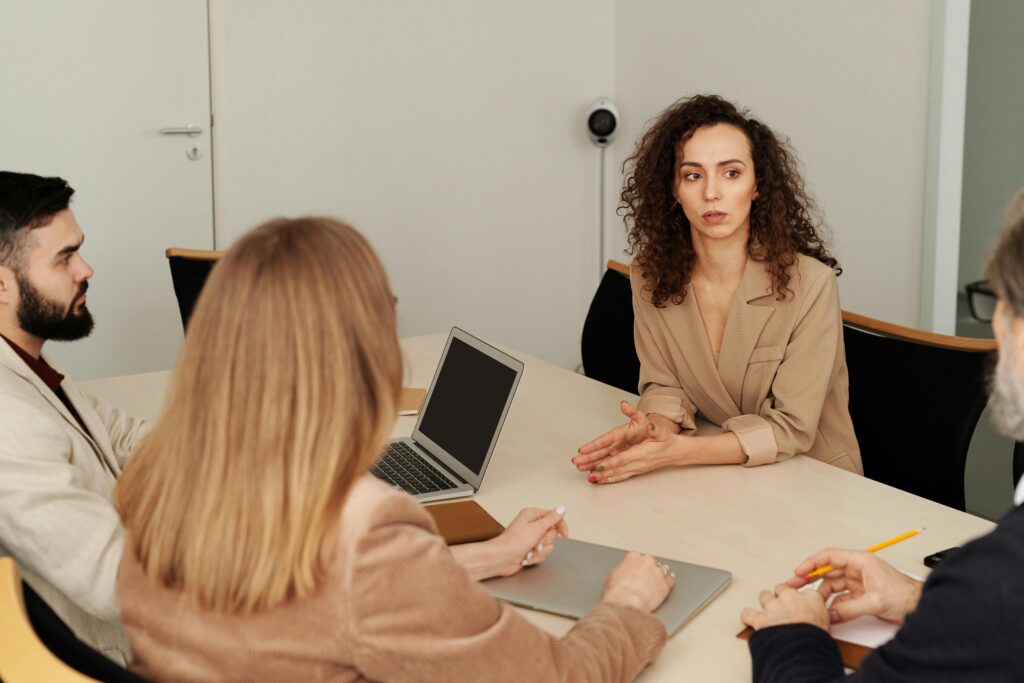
top-left (0, 341), bottom-right (147, 663)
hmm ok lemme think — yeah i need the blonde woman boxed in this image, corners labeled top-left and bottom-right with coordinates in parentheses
top-left (115, 217), bottom-right (673, 682)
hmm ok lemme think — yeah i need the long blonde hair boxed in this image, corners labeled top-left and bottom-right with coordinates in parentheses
top-left (116, 217), bottom-right (401, 613)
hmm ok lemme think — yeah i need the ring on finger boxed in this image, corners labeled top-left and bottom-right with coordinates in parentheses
top-left (606, 475), bottom-right (612, 484)
top-left (658, 562), bottom-right (670, 577)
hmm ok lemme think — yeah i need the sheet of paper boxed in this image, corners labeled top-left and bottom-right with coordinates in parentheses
top-left (830, 615), bottom-right (899, 648)
top-left (798, 577), bottom-right (905, 649)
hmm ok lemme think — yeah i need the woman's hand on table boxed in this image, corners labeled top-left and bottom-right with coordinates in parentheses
top-left (601, 551), bottom-right (676, 613)
top-left (451, 506), bottom-right (569, 581)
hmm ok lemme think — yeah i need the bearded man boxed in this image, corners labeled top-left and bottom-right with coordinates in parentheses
top-left (0, 171), bottom-right (147, 664)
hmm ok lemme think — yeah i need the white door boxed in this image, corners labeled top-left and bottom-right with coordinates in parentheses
top-left (0, 0), bottom-right (213, 379)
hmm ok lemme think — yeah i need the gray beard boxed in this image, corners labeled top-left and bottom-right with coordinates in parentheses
top-left (989, 340), bottom-right (1024, 441)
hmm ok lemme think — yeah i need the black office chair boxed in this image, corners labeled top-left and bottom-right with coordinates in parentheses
top-left (1013, 441), bottom-right (1024, 490)
top-left (581, 260), bottom-right (641, 394)
top-left (165, 247), bottom-right (223, 329)
top-left (843, 311), bottom-right (996, 511)
top-left (0, 557), bottom-right (149, 682)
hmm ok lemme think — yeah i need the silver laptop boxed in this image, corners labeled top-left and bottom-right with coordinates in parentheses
top-left (371, 327), bottom-right (524, 502)
top-left (483, 538), bottom-right (731, 635)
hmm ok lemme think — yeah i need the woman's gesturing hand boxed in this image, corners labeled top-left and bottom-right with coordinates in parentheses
top-left (573, 402), bottom-right (659, 470)
top-left (573, 402), bottom-right (680, 485)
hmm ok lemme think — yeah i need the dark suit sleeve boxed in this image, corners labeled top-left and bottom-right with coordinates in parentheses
top-left (750, 624), bottom-right (845, 682)
top-left (749, 505), bottom-right (1024, 682)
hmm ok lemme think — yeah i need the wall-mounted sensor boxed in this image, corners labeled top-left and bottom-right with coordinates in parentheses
top-left (586, 99), bottom-right (618, 147)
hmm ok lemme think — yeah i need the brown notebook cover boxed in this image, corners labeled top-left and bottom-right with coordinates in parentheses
top-left (737, 626), bottom-right (871, 669)
top-left (425, 500), bottom-right (505, 545)
top-left (399, 387), bottom-right (427, 415)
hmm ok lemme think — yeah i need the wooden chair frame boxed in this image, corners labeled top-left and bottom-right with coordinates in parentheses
top-left (841, 310), bottom-right (995, 353)
top-left (164, 247), bottom-right (223, 261)
top-left (607, 259), bottom-right (629, 277)
top-left (609, 257), bottom-right (995, 353)
top-left (0, 557), bottom-right (97, 682)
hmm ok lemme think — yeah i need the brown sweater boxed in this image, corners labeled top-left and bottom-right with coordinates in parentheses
top-left (117, 475), bottom-right (667, 682)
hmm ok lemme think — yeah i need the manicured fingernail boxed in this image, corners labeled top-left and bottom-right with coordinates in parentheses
top-left (587, 474), bottom-right (598, 483)
top-left (596, 465), bottom-right (605, 472)
top-left (536, 543), bottom-right (544, 552)
top-left (555, 505), bottom-right (566, 516)
top-left (526, 551), bottom-right (533, 560)
top-left (521, 559), bottom-right (528, 566)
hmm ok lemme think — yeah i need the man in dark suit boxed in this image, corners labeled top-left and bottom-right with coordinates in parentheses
top-left (739, 190), bottom-right (1024, 682)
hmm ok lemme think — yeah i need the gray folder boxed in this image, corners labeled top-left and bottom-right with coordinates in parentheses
top-left (483, 538), bottom-right (731, 635)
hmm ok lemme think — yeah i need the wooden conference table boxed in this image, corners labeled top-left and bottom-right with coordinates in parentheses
top-left (79, 333), bottom-right (996, 681)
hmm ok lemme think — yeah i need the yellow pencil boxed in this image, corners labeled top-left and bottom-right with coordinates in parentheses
top-left (804, 529), bottom-right (922, 580)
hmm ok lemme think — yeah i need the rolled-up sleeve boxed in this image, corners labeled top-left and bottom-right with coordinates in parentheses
top-left (631, 270), bottom-right (698, 432)
top-left (724, 269), bottom-right (841, 466)
top-left (722, 414), bottom-right (779, 467)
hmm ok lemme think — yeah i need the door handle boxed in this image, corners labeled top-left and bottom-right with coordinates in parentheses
top-left (160, 126), bottom-right (203, 137)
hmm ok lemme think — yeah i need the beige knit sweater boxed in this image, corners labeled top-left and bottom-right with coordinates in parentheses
top-left (117, 475), bottom-right (667, 682)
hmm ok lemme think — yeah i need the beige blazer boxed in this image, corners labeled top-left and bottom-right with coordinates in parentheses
top-left (633, 254), bottom-right (862, 474)
top-left (119, 475), bottom-right (667, 682)
top-left (0, 342), bottom-right (147, 663)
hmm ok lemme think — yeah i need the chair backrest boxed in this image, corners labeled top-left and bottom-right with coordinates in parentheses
top-left (0, 556), bottom-right (98, 682)
top-left (581, 260), bottom-right (641, 394)
top-left (0, 558), bottom-right (150, 683)
top-left (842, 311), bottom-right (996, 510)
top-left (165, 247), bottom-right (223, 329)
top-left (1014, 441), bottom-right (1024, 490)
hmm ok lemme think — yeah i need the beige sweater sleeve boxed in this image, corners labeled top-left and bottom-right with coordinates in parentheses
top-left (343, 492), bottom-right (667, 683)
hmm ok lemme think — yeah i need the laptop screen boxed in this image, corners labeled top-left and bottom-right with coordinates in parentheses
top-left (416, 336), bottom-right (519, 475)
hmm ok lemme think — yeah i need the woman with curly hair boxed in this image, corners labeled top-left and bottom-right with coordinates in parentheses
top-left (573, 94), bottom-right (861, 484)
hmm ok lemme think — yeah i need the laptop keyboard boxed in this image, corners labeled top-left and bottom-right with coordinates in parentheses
top-left (372, 442), bottom-right (458, 494)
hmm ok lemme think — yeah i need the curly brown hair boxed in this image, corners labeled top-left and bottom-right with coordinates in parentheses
top-left (621, 94), bottom-right (838, 307)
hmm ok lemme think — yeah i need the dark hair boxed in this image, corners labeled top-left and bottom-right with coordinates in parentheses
top-left (621, 94), bottom-right (838, 307)
top-left (987, 189), bottom-right (1024, 319)
top-left (0, 171), bottom-right (75, 268)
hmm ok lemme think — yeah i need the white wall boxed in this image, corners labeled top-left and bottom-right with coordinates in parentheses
top-left (612, 0), bottom-right (934, 327)
top-left (209, 0), bottom-right (614, 370)
top-left (209, 0), bottom-right (947, 368)
top-left (958, 0), bottom-right (1024, 291)
top-left (0, 0), bottom-right (214, 380)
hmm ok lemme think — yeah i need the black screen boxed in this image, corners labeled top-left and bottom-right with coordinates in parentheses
top-left (417, 337), bottom-right (518, 475)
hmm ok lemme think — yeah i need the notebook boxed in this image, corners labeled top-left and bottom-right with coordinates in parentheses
top-left (484, 538), bottom-right (732, 635)
top-left (371, 327), bottom-right (524, 502)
